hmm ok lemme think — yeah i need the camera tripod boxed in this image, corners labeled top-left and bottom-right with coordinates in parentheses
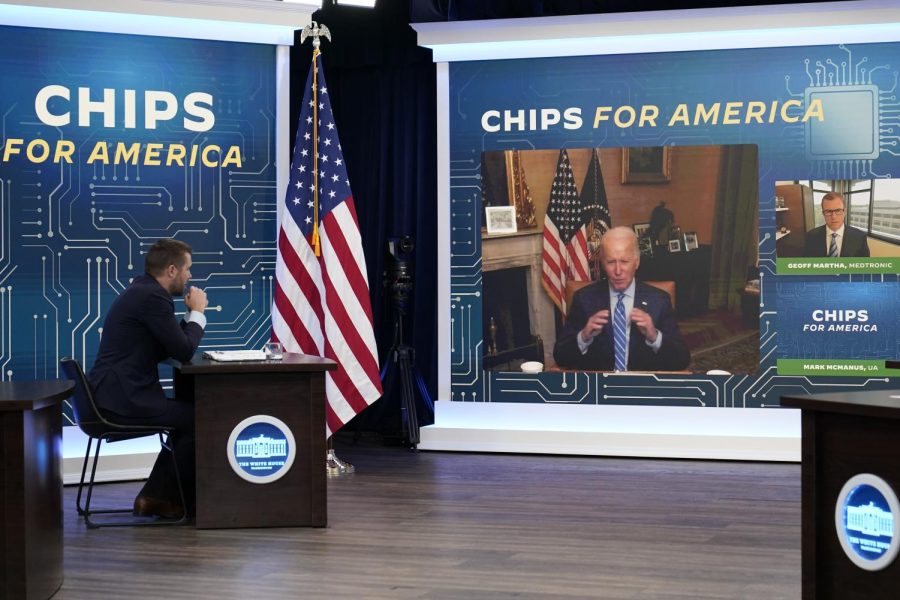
top-left (379, 305), bottom-right (433, 449)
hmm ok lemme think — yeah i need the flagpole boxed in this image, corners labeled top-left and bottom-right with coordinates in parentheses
top-left (310, 46), bottom-right (321, 256)
top-left (299, 21), bottom-right (356, 477)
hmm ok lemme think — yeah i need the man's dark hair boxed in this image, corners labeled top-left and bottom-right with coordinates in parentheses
top-left (145, 238), bottom-right (192, 276)
top-left (822, 192), bottom-right (845, 208)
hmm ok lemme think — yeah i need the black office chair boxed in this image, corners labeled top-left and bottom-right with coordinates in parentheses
top-left (60, 357), bottom-right (187, 528)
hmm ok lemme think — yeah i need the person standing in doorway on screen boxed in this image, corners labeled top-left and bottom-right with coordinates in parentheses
top-left (802, 192), bottom-right (870, 257)
top-left (89, 238), bottom-right (208, 519)
top-left (554, 226), bottom-right (690, 372)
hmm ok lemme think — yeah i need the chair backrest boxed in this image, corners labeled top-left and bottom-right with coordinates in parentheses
top-left (564, 280), bottom-right (592, 311)
top-left (644, 280), bottom-right (676, 311)
top-left (564, 279), bottom-right (676, 311)
top-left (60, 357), bottom-right (107, 438)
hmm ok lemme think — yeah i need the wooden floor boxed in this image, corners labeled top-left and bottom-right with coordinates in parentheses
top-left (60, 439), bottom-right (801, 599)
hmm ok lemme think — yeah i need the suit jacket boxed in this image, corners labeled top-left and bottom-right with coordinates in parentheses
top-left (802, 225), bottom-right (870, 257)
top-left (553, 281), bottom-right (690, 371)
top-left (89, 274), bottom-right (203, 418)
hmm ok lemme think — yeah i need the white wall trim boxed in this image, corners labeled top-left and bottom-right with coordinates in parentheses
top-left (413, 0), bottom-right (900, 62)
top-left (276, 45), bottom-right (292, 235)
top-left (420, 402), bottom-right (801, 462)
top-left (436, 61), bottom-right (452, 403)
top-left (0, 0), bottom-right (318, 44)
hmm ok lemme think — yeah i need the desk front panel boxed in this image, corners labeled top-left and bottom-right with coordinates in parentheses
top-left (183, 370), bottom-right (327, 529)
top-left (1, 401), bottom-right (63, 600)
top-left (803, 410), bottom-right (900, 599)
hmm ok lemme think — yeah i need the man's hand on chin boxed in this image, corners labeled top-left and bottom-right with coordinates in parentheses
top-left (184, 286), bottom-right (209, 313)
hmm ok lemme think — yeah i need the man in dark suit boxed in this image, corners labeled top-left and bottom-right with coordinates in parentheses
top-left (89, 238), bottom-right (208, 518)
top-left (554, 226), bottom-right (690, 371)
top-left (802, 191), bottom-right (870, 257)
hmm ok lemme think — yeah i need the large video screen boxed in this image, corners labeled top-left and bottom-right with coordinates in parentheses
top-left (481, 144), bottom-right (759, 375)
top-left (447, 40), bottom-right (900, 408)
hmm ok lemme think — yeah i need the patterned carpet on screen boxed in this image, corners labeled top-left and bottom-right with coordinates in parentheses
top-left (682, 310), bottom-right (760, 375)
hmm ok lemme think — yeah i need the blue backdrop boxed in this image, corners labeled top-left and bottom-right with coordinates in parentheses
top-left (449, 41), bottom-right (900, 407)
top-left (0, 25), bottom-right (277, 422)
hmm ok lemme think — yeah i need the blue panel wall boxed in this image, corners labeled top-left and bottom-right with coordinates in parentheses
top-left (0, 26), bottom-right (277, 421)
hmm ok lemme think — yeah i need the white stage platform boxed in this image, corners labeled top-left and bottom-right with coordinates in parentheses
top-left (419, 401), bottom-right (801, 462)
top-left (62, 428), bottom-right (156, 485)
top-left (61, 401), bottom-right (800, 486)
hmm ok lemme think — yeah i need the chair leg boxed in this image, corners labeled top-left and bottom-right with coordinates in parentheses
top-left (81, 437), bottom-right (140, 527)
top-left (81, 432), bottom-right (188, 528)
top-left (75, 437), bottom-right (93, 516)
top-left (83, 437), bottom-right (104, 529)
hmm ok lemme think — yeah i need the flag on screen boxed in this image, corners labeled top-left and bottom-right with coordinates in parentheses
top-left (542, 149), bottom-right (591, 317)
top-left (272, 52), bottom-right (382, 436)
top-left (580, 148), bottom-right (612, 280)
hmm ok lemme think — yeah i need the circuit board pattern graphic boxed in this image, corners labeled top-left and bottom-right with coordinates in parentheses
top-left (795, 44), bottom-right (899, 176)
top-left (0, 26), bottom-right (278, 423)
top-left (449, 43), bottom-right (900, 408)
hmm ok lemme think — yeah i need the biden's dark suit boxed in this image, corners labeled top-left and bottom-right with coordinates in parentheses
top-left (802, 225), bottom-right (870, 257)
top-left (89, 274), bottom-right (204, 511)
top-left (554, 281), bottom-right (690, 371)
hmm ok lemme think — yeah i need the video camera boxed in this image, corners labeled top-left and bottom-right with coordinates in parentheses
top-left (385, 236), bottom-right (415, 310)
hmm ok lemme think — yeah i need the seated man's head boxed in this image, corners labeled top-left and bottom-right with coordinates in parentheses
top-left (821, 192), bottom-right (846, 232)
top-left (600, 226), bottom-right (640, 292)
top-left (145, 238), bottom-right (193, 296)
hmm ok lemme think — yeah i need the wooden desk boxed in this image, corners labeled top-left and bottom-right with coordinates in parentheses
top-left (781, 390), bottom-right (900, 599)
top-left (173, 353), bottom-right (335, 529)
top-left (1, 380), bottom-right (74, 600)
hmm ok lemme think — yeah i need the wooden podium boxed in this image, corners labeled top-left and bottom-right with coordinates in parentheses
top-left (781, 390), bottom-right (900, 599)
top-left (173, 353), bottom-right (336, 529)
top-left (1, 380), bottom-right (73, 600)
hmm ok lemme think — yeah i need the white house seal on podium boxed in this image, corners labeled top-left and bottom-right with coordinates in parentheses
top-left (227, 415), bottom-right (296, 484)
top-left (834, 473), bottom-right (900, 571)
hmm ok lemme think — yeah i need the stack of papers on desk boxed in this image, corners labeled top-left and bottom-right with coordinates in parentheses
top-left (203, 350), bottom-right (268, 362)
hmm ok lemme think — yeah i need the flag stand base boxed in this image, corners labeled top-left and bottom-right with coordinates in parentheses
top-left (325, 448), bottom-right (354, 477)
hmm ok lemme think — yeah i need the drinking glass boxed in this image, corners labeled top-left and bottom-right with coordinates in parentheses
top-left (264, 341), bottom-right (283, 360)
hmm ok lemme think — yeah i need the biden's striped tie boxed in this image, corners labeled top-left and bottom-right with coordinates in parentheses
top-left (613, 292), bottom-right (627, 372)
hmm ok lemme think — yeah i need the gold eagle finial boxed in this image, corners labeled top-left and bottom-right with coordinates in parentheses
top-left (300, 21), bottom-right (331, 50)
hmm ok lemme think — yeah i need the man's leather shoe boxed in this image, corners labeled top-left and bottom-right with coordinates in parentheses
top-left (133, 494), bottom-right (185, 519)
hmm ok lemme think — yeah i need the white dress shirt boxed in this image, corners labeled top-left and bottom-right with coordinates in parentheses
top-left (186, 310), bottom-right (207, 329)
top-left (824, 224), bottom-right (845, 256)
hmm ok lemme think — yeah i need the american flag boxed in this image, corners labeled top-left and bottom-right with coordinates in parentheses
top-left (542, 149), bottom-right (591, 317)
top-left (272, 52), bottom-right (382, 436)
